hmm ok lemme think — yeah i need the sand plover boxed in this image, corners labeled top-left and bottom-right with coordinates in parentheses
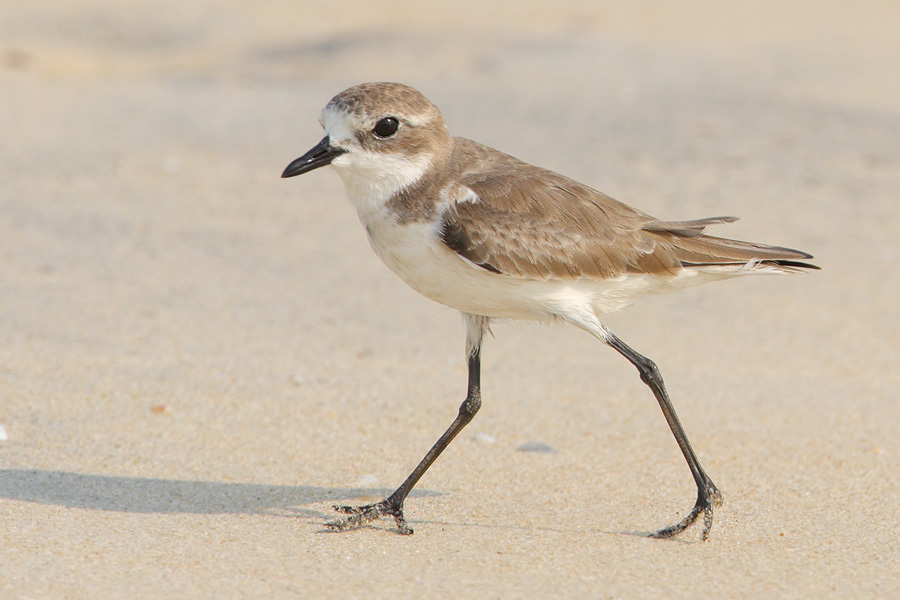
top-left (282, 82), bottom-right (817, 540)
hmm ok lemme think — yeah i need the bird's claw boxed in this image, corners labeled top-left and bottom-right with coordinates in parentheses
top-left (650, 481), bottom-right (723, 541)
top-left (326, 498), bottom-right (413, 534)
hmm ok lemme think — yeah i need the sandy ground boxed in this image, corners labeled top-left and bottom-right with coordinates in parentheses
top-left (2, 1), bottom-right (899, 598)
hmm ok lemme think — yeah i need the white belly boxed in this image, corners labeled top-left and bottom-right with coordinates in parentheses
top-left (358, 213), bottom-right (701, 321)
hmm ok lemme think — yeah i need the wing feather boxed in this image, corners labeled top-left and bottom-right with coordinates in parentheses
top-left (438, 138), bottom-right (817, 280)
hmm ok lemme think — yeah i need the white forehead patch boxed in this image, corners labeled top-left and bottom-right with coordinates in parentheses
top-left (321, 105), bottom-right (359, 144)
top-left (321, 102), bottom-right (433, 142)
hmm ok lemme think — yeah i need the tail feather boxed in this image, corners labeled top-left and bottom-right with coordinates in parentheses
top-left (644, 216), bottom-right (739, 237)
top-left (674, 236), bottom-right (818, 272)
top-left (643, 218), bottom-right (819, 272)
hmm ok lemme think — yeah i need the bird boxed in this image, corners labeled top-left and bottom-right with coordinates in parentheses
top-left (281, 82), bottom-right (817, 540)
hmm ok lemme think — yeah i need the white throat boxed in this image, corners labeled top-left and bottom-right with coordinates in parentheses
top-left (330, 151), bottom-right (433, 218)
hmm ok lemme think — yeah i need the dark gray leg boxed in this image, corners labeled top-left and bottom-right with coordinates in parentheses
top-left (605, 331), bottom-right (723, 540)
top-left (327, 314), bottom-right (488, 533)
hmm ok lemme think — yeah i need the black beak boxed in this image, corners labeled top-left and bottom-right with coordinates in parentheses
top-left (281, 136), bottom-right (347, 178)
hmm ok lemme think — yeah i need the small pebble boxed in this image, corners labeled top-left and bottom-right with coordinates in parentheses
top-left (517, 441), bottom-right (556, 454)
top-left (354, 474), bottom-right (378, 487)
top-left (0, 424), bottom-right (7, 441)
top-left (150, 405), bottom-right (170, 414)
top-left (472, 432), bottom-right (496, 444)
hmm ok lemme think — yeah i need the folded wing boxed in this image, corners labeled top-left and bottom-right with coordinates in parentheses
top-left (439, 141), bottom-right (817, 279)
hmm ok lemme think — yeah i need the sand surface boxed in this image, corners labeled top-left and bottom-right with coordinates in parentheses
top-left (2, 1), bottom-right (899, 598)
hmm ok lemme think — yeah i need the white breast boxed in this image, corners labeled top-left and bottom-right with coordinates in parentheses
top-left (356, 210), bottom-right (696, 321)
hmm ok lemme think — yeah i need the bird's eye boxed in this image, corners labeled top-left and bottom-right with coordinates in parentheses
top-left (372, 117), bottom-right (399, 138)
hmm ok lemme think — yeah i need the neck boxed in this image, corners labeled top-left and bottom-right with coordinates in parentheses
top-left (333, 150), bottom-right (432, 218)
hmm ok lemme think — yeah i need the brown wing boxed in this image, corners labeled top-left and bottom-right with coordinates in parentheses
top-left (440, 165), bottom-right (681, 279)
top-left (438, 139), bottom-right (816, 280)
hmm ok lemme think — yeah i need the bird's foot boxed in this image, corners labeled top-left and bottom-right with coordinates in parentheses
top-left (326, 497), bottom-right (412, 534)
top-left (650, 480), bottom-right (723, 541)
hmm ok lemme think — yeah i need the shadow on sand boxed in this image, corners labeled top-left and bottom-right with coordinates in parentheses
top-left (0, 469), bottom-right (437, 517)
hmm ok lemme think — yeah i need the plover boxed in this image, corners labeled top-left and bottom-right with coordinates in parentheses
top-left (282, 82), bottom-right (817, 540)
